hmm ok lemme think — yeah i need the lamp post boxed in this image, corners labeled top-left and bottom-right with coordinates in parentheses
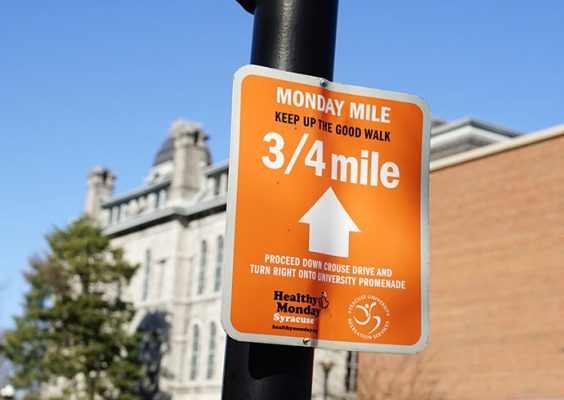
top-left (0, 384), bottom-right (15, 399)
top-left (321, 360), bottom-right (334, 400)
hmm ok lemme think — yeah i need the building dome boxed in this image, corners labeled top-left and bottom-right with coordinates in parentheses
top-left (153, 138), bottom-right (174, 166)
top-left (152, 120), bottom-right (213, 168)
top-left (152, 136), bottom-right (212, 168)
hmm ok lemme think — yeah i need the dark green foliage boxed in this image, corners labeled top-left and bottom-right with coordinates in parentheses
top-left (0, 216), bottom-right (142, 399)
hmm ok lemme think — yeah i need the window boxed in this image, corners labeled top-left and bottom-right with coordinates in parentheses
top-left (206, 322), bottom-right (217, 379)
top-left (158, 188), bottom-right (168, 209)
top-left (345, 351), bottom-right (358, 392)
top-left (142, 250), bottom-right (151, 301)
top-left (155, 260), bottom-right (165, 299)
top-left (214, 236), bottom-right (224, 292)
top-left (155, 190), bottom-right (161, 209)
top-left (197, 240), bottom-right (208, 295)
top-left (189, 325), bottom-right (200, 380)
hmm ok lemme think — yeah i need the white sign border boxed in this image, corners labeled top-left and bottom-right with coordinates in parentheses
top-left (221, 64), bottom-right (431, 354)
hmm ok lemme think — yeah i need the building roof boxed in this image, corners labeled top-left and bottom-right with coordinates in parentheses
top-left (431, 117), bottom-right (521, 138)
top-left (429, 117), bottom-right (522, 160)
top-left (430, 123), bottom-right (564, 171)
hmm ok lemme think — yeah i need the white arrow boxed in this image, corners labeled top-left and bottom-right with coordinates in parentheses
top-left (299, 187), bottom-right (360, 258)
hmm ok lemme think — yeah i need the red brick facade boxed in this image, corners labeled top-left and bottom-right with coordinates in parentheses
top-left (358, 129), bottom-right (564, 399)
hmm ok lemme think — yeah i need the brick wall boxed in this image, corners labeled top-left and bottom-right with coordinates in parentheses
top-left (358, 133), bottom-right (564, 399)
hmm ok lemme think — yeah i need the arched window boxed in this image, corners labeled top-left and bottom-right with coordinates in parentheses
top-left (189, 325), bottom-right (200, 380)
top-left (207, 322), bottom-right (217, 379)
top-left (214, 236), bottom-right (224, 292)
top-left (142, 249), bottom-right (151, 301)
top-left (197, 240), bottom-right (207, 295)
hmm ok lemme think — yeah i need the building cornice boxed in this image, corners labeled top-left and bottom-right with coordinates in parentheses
top-left (103, 195), bottom-right (227, 237)
top-left (203, 159), bottom-right (228, 175)
top-left (431, 117), bottom-right (522, 138)
top-left (102, 180), bottom-right (171, 207)
top-left (430, 124), bottom-right (564, 172)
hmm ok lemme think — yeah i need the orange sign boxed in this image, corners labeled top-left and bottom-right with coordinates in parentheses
top-left (222, 65), bottom-right (431, 353)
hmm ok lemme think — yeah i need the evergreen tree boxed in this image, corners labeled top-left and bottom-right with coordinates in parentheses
top-left (0, 216), bottom-right (141, 400)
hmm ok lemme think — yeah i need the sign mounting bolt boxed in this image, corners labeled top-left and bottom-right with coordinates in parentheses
top-left (303, 338), bottom-right (312, 345)
top-left (320, 79), bottom-right (329, 88)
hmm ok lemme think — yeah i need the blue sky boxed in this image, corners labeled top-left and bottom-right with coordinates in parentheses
top-left (1, 1), bottom-right (563, 329)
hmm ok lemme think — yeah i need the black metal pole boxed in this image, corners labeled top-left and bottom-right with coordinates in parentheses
top-left (222, 1), bottom-right (339, 399)
top-left (249, 0), bottom-right (338, 81)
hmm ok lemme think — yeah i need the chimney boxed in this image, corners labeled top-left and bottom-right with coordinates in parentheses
top-left (169, 119), bottom-right (210, 203)
top-left (84, 167), bottom-right (116, 219)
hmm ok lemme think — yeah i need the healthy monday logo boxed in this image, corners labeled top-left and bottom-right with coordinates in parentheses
top-left (347, 294), bottom-right (390, 340)
top-left (272, 290), bottom-right (329, 325)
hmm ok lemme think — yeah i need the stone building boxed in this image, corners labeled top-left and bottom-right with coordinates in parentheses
top-left (357, 124), bottom-right (564, 399)
top-left (84, 117), bottom-right (519, 399)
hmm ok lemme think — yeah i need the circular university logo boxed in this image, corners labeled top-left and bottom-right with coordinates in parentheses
top-left (347, 294), bottom-right (390, 340)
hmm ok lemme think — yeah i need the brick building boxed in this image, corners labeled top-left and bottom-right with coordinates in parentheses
top-left (357, 125), bottom-right (564, 399)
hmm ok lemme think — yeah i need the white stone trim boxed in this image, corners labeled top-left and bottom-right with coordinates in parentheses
top-left (430, 125), bottom-right (513, 147)
top-left (430, 124), bottom-right (564, 171)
